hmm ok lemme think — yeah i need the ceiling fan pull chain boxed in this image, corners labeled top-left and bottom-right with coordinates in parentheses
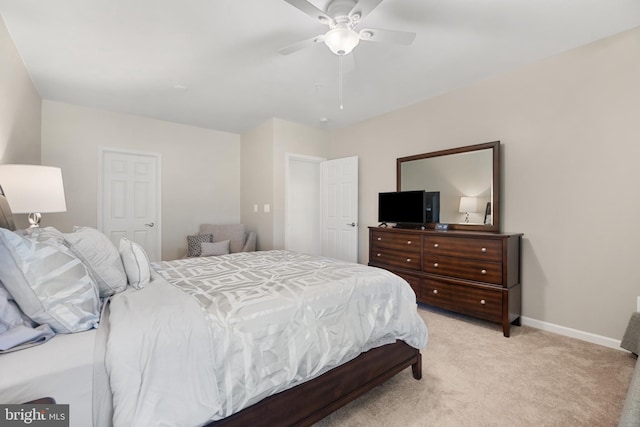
top-left (339, 55), bottom-right (344, 110)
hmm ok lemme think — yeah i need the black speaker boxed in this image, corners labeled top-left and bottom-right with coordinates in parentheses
top-left (424, 191), bottom-right (440, 223)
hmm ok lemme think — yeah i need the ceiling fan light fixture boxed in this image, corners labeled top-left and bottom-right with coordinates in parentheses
top-left (324, 25), bottom-right (360, 55)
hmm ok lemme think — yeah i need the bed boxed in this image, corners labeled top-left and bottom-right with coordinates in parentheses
top-left (0, 190), bottom-right (427, 427)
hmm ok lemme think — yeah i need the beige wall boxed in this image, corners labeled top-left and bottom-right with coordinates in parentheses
top-left (329, 26), bottom-right (640, 340)
top-left (240, 118), bottom-right (329, 250)
top-left (240, 120), bottom-right (275, 250)
top-left (41, 101), bottom-right (240, 260)
top-left (0, 15), bottom-right (42, 229)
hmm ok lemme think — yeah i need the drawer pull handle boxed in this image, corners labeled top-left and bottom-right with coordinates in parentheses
top-left (481, 247), bottom-right (487, 253)
top-left (432, 289), bottom-right (438, 295)
top-left (376, 253), bottom-right (381, 257)
top-left (407, 240), bottom-right (412, 245)
top-left (480, 299), bottom-right (486, 305)
top-left (434, 243), bottom-right (439, 248)
top-left (377, 237), bottom-right (382, 241)
top-left (434, 263), bottom-right (439, 268)
top-left (481, 269), bottom-right (487, 274)
top-left (406, 258), bottom-right (411, 263)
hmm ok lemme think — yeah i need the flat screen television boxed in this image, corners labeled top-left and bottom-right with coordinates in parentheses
top-left (378, 190), bottom-right (440, 228)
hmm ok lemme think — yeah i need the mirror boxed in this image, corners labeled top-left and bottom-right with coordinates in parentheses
top-left (397, 141), bottom-right (500, 232)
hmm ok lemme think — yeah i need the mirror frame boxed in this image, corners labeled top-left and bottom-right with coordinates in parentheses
top-left (396, 141), bottom-right (500, 232)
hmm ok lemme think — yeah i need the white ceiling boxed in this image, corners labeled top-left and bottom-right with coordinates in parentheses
top-left (1, 0), bottom-right (639, 134)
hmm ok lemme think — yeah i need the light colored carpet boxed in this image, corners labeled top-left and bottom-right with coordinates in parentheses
top-left (314, 306), bottom-right (636, 427)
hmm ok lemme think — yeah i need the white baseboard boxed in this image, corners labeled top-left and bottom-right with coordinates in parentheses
top-left (521, 316), bottom-right (622, 351)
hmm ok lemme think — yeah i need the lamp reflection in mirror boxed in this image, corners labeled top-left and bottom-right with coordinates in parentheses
top-left (459, 196), bottom-right (478, 223)
top-left (0, 164), bottom-right (67, 228)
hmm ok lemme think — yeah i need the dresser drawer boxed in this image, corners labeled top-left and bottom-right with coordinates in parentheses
top-left (424, 236), bottom-right (502, 262)
top-left (370, 249), bottom-right (421, 271)
top-left (393, 271), bottom-right (422, 301)
top-left (370, 230), bottom-right (421, 254)
top-left (423, 278), bottom-right (502, 323)
top-left (424, 255), bottom-right (502, 285)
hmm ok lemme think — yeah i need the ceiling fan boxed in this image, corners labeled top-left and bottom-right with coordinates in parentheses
top-left (278, 0), bottom-right (416, 56)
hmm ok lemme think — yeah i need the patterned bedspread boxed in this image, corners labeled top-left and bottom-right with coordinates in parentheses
top-left (107, 250), bottom-right (427, 426)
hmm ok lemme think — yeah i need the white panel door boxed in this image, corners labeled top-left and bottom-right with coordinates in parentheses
top-left (100, 150), bottom-right (161, 261)
top-left (321, 156), bottom-right (358, 263)
top-left (285, 154), bottom-right (324, 255)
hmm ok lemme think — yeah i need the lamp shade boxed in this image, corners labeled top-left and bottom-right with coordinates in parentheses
top-left (0, 164), bottom-right (67, 214)
top-left (459, 196), bottom-right (478, 213)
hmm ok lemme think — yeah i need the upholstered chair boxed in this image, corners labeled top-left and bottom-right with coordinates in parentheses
top-left (186, 224), bottom-right (256, 257)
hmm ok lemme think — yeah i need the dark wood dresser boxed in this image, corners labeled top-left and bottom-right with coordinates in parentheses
top-left (369, 226), bottom-right (522, 337)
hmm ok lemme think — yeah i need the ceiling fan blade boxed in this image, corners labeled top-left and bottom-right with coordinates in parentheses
top-left (349, 0), bottom-right (384, 21)
top-left (359, 28), bottom-right (416, 45)
top-left (278, 35), bottom-right (324, 55)
top-left (283, 0), bottom-right (333, 25)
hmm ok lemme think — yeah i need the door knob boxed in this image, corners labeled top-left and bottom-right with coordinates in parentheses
top-left (346, 222), bottom-right (357, 227)
top-left (145, 222), bottom-right (155, 227)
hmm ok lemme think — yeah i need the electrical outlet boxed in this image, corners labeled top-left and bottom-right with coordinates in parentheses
top-left (637, 296), bottom-right (640, 312)
top-left (253, 204), bottom-right (258, 213)
top-left (264, 204), bottom-right (270, 213)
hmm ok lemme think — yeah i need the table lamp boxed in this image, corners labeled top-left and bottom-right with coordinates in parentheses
top-left (0, 164), bottom-right (67, 228)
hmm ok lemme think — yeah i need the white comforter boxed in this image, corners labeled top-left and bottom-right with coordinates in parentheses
top-left (106, 250), bottom-right (428, 426)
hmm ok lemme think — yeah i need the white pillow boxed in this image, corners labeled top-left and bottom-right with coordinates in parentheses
top-left (200, 240), bottom-right (230, 257)
top-left (64, 226), bottom-right (127, 297)
top-left (119, 237), bottom-right (151, 289)
top-left (0, 228), bottom-right (100, 333)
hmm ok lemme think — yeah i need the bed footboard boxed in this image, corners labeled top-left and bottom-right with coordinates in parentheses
top-left (208, 340), bottom-right (421, 427)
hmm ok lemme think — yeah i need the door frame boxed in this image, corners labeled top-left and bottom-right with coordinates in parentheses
top-left (284, 152), bottom-right (326, 253)
top-left (97, 146), bottom-right (162, 260)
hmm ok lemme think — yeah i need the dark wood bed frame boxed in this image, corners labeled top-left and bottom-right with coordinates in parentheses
top-left (208, 340), bottom-right (421, 427)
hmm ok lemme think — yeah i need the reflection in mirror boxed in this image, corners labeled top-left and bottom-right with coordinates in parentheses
top-left (401, 150), bottom-right (493, 224)
top-left (397, 141), bottom-right (500, 232)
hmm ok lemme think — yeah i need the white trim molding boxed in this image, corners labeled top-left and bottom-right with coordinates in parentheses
top-left (521, 316), bottom-right (622, 351)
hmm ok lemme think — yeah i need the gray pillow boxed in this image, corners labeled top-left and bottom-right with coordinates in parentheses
top-left (32, 226), bottom-right (65, 245)
top-left (200, 240), bottom-right (230, 257)
top-left (0, 284), bottom-right (26, 334)
top-left (187, 234), bottom-right (212, 257)
top-left (0, 284), bottom-right (55, 352)
top-left (199, 224), bottom-right (246, 253)
top-left (0, 228), bottom-right (100, 333)
top-left (64, 226), bottom-right (127, 297)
